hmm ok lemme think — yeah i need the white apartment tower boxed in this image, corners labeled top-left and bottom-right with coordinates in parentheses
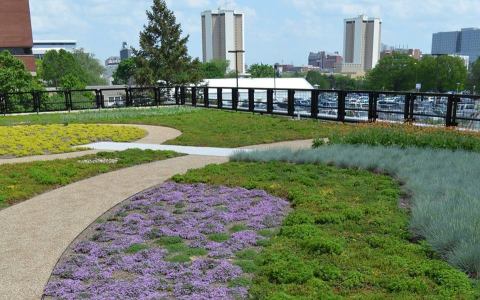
top-left (201, 9), bottom-right (245, 74)
top-left (340, 15), bottom-right (382, 75)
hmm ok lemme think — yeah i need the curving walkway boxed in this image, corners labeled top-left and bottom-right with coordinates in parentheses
top-left (0, 124), bottom-right (182, 165)
top-left (0, 128), bottom-right (312, 299)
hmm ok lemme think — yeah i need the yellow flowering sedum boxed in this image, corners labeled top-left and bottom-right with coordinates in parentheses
top-left (0, 124), bottom-right (146, 157)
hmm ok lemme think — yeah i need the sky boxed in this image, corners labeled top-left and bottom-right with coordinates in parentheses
top-left (30, 0), bottom-right (480, 66)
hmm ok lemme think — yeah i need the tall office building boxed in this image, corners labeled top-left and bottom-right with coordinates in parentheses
top-left (0, 0), bottom-right (35, 72)
top-left (201, 9), bottom-right (245, 74)
top-left (339, 15), bottom-right (382, 76)
top-left (432, 28), bottom-right (480, 63)
top-left (120, 42), bottom-right (133, 61)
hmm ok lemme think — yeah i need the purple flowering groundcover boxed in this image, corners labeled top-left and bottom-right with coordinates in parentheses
top-left (44, 182), bottom-right (290, 299)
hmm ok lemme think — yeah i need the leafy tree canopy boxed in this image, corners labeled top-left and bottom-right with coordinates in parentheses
top-left (306, 71), bottom-right (365, 90)
top-left (0, 50), bottom-right (40, 93)
top-left (113, 58), bottom-right (137, 85)
top-left (468, 58), bottom-right (480, 94)
top-left (41, 49), bottom-right (106, 88)
top-left (248, 64), bottom-right (274, 78)
top-left (134, 0), bottom-right (201, 85)
top-left (200, 60), bottom-right (229, 79)
top-left (366, 53), bottom-right (417, 91)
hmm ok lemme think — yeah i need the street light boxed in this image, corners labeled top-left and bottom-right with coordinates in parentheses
top-left (273, 63), bottom-right (279, 101)
top-left (228, 50), bottom-right (245, 91)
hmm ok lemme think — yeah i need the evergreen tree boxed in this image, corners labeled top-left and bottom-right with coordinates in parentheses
top-left (134, 0), bottom-right (201, 85)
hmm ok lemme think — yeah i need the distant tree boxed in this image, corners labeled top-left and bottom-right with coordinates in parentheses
top-left (248, 64), bottom-right (274, 78)
top-left (72, 49), bottom-right (106, 85)
top-left (201, 60), bottom-right (229, 79)
top-left (468, 58), bottom-right (480, 94)
top-left (366, 53), bottom-right (417, 91)
top-left (0, 50), bottom-right (40, 93)
top-left (113, 58), bottom-right (137, 85)
top-left (42, 50), bottom-right (81, 88)
top-left (306, 71), bottom-right (331, 89)
top-left (332, 74), bottom-right (365, 90)
top-left (417, 55), bottom-right (467, 92)
top-left (134, 0), bottom-right (201, 85)
top-left (41, 49), bottom-right (106, 88)
top-left (59, 74), bottom-right (86, 90)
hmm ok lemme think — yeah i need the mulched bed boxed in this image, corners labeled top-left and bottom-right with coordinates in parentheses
top-left (43, 182), bottom-right (290, 299)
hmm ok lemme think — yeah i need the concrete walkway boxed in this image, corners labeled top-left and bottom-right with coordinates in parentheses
top-left (0, 125), bottom-right (312, 299)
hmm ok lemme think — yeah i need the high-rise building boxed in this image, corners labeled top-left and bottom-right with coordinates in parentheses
top-left (120, 42), bottom-right (133, 61)
top-left (308, 51), bottom-right (343, 72)
top-left (33, 40), bottom-right (77, 59)
top-left (201, 9), bottom-right (245, 74)
top-left (380, 46), bottom-right (422, 60)
top-left (339, 15), bottom-right (382, 76)
top-left (432, 28), bottom-right (480, 63)
top-left (0, 0), bottom-right (35, 72)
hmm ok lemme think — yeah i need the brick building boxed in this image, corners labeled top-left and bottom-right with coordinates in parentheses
top-left (0, 0), bottom-right (36, 72)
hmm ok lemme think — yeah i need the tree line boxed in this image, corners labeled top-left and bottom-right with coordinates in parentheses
top-left (1, 0), bottom-right (480, 95)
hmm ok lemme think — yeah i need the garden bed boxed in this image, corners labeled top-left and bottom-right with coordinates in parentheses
top-left (44, 182), bottom-right (290, 299)
top-left (3, 108), bottom-right (480, 150)
top-left (0, 124), bottom-right (146, 157)
top-left (0, 149), bottom-right (181, 209)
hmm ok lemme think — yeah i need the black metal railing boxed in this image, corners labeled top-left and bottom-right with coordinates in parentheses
top-left (1, 86), bottom-right (480, 129)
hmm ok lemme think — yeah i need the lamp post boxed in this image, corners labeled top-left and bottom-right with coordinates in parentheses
top-left (273, 63), bottom-right (279, 101)
top-left (228, 50), bottom-right (245, 91)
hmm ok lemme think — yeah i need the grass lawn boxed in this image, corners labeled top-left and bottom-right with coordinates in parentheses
top-left (0, 149), bottom-right (182, 209)
top-left (2, 107), bottom-right (480, 150)
top-left (0, 124), bottom-right (146, 157)
top-left (174, 162), bottom-right (478, 299)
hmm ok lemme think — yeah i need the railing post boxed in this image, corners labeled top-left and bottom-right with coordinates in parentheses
top-left (174, 87), bottom-right (180, 105)
top-left (232, 88), bottom-right (238, 110)
top-left (403, 94), bottom-right (411, 122)
top-left (451, 95), bottom-right (459, 127)
top-left (32, 91), bottom-right (39, 113)
top-left (446, 95), bottom-right (459, 127)
top-left (287, 89), bottom-right (295, 116)
top-left (191, 87), bottom-right (197, 107)
top-left (126, 87), bottom-right (132, 107)
top-left (180, 87), bottom-right (186, 105)
top-left (409, 94), bottom-right (416, 122)
top-left (204, 87), bottom-right (209, 108)
top-left (248, 88), bottom-right (255, 112)
top-left (267, 89), bottom-right (274, 114)
top-left (64, 90), bottom-right (71, 111)
top-left (337, 91), bottom-right (346, 122)
top-left (154, 87), bottom-right (160, 106)
top-left (217, 88), bottom-right (223, 109)
top-left (0, 93), bottom-right (4, 115)
top-left (446, 95), bottom-right (454, 127)
top-left (311, 90), bottom-right (319, 119)
top-left (368, 92), bottom-right (378, 122)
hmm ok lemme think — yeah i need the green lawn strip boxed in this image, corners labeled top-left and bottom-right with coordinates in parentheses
top-left (0, 149), bottom-right (182, 209)
top-left (3, 107), bottom-right (480, 150)
top-left (173, 162), bottom-right (477, 299)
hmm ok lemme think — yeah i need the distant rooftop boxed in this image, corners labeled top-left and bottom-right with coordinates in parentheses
top-left (202, 78), bottom-right (313, 90)
top-left (33, 40), bottom-right (77, 45)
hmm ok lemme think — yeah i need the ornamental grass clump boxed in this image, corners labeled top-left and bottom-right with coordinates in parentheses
top-left (44, 182), bottom-right (290, 299)
top-left (232, 145), bottom-right (480, 277)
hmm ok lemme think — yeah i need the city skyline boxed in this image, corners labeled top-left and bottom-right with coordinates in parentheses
top-left (30, 0), bottom-right (480, 65)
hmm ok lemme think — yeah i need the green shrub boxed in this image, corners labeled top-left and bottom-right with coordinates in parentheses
top-left (261, 251), bottom-right (314, 284)
top-left (302, 236), bottom-right (343, 255)
top-left (283, 211), bottom-right (315, 226)
top-left (280, 225), bottom-right (321, 240)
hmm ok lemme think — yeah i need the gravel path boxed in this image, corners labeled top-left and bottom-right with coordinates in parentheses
top-left (0, 124), bottom-right (312, 299)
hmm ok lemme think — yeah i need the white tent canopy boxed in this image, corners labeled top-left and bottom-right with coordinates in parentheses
top-left (201, 78), bottom-right (313, 90)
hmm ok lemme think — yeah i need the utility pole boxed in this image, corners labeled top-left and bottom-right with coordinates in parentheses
top-left (228, 50), bottom-right (245, 91)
